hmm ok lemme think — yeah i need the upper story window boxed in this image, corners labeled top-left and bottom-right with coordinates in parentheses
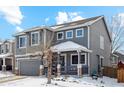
top-left (100, 35), bottom-right (104, 50)
top-left (31, 32), bottom-right (40, 46)
top-left (57, 32), bottom-right (64, 40)
top-left (5, 43), bottom-right (9, 53)
top-left (0, 45), bottom-right (4, 54)
top-left (66, 30), bottom-right (73, 39)
top-left (76, 28), bottom-right (84, 37)
top-left (19, 36), bottom-right (26, 48)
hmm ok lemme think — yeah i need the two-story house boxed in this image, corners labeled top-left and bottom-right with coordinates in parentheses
top-left (0, 40), bottom-right (15, 72)
top-left (14, 16), bottom-right (112, 76)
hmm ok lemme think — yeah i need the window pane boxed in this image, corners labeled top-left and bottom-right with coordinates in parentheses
top-left (72, 55), bottom-right (78, 64)
top-left (20, 37), bottom-right (26, 47)
top-left (32, 33), bottom-right (39, 45)
top-left (67, 32), bottom-right (72, 38)
top-left (5, 44), bottom-right (9, 53)
top-left (77, 29), bottom-right (83, 37)
top-left (80, 55), bottom-right (85, 64)
top-left (58, 33), bottom-right (63, 39)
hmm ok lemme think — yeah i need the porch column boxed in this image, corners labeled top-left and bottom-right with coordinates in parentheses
top-left (77, 50), bottom-right (82, 77)
top-left (57, 51), bottom-right (61, 77)
top-left (39, 65), bottom-right (44, 76)
top-left (2, 58), bottom-right (6, 72)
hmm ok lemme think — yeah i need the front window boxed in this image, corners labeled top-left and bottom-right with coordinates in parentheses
top-left (72, 55), bottom-right (78, 64)
top-left (80, 55), bottom-right (85, 64)
top-left (66, 30), bottom-right (73, 39)
top-left (71, 53), bottom-right (86, 65)
top-left (57, 32), bottom-right (64, 40)
top-left (19, 36), bottom-right (26, 48)
top-left (31, 32), bottom-right (39, 46)
top-left (76, 28), bottom-right (84, 37)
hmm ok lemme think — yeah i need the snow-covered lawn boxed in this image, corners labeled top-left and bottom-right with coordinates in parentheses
top-left (0, 71), bottom-right (14, 78)
top-left (0, 75), bottom-right (124, 87)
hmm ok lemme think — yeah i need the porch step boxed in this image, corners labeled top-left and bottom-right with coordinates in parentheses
top-left (0, 76), bottom-right (27, 83)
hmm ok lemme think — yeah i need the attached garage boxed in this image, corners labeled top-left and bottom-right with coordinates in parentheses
top-left (18, 59), bottom-right (41, 76)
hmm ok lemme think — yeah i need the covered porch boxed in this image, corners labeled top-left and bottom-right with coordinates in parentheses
top-left (0, 54), bottom-right (13, 71)
top-left (51, 41), bottom-right (92, 76)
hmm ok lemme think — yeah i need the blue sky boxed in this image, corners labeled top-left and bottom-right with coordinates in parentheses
top-left (0, 6), bottom-right (124, 39)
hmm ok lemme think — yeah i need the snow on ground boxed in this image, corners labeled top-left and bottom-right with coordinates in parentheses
top-left (0, 71), bottom-right (14, 78)
top-left (0, 75), bottom-right (124, 87)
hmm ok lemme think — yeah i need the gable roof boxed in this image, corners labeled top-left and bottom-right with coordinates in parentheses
top-left (51, 15), bottom-right (112, 42)
top-left (13, 26), bottom-right (54, 36)
top-left (51, 16), bottom-right (102, 30)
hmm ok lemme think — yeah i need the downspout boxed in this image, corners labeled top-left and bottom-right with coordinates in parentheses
top-left (43, 28), bottom-right (47, 50)
top-left (87, 25), bottom-right (90, 75)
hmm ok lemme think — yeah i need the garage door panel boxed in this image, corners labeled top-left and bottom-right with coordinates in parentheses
top-left (19, 59), bottom-right (41, 76)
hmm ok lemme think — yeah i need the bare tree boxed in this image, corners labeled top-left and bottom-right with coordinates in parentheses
top-left (109, 14), bottom-right (124, 53)
top-left (41, 29), bottom-right (55, 84)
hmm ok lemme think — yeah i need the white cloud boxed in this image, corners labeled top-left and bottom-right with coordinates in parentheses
top-left (0, 6), bottom-right (23, 25)
top-left (55, 12), bottom-right (84, 24)
top-left (56, 12), bottom-right (68, 24)
top-left (16, 26), bottom-right (23, 32)
top-left (45, 17), bottom-right (49, 23)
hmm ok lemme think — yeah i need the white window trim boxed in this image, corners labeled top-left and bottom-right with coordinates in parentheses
top-left (19, 35), bottom-right (27, 48)
top-left (57, 32), bottom-right (64, 40)
top-left (66, 30), bottom-right (73, 39)
top-left (76, 28), bottom-right (84, 37)
top-left (71, 53), bottom-right (87, 66)
top-left (31, 31), bottom-right (40, 46)
top-left (100, 35), bottom-right (104, 50)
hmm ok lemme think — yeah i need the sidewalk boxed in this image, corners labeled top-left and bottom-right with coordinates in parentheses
top-left (0, 75), bottom-right (27, 83)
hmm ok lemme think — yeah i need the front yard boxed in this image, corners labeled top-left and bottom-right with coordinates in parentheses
top-left (0, 74), bottom-right (124, 87)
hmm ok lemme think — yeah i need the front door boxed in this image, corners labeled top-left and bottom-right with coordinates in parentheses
top-left (60, 54), bottom-right (66, 72)
top-left (97, 55), bottom-right (104, 75)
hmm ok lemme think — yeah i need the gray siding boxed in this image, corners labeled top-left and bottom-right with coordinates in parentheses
top-left (53, 27), bottom-right (88, 48)
top-left (16, 29), bottom-right (54, 55)
top-left (26, 30), bottom-right (44, 53)
top-left (16, 30), bottom-right (44, 55)
top-left (16, 36), bottom-right (26, 55)
top-left (89, 18), bottom-right (111, 74)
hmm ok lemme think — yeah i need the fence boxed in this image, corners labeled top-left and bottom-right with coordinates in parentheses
top-left (117, 61), bottom-right (124, 83)
top-left (103, 66), bottom-right (117, 78)
top-left (117, 68), bottom-right (124, 83)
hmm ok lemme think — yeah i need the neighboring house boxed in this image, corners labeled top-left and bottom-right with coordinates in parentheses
top-left (0, 40), bottom-right (15, 72)
top-left (14, 27), bottom-right (54, 76)
top-left (112, 51), bottom-right (124, 65)
top-left (14, 15), bottom-right (112, 76)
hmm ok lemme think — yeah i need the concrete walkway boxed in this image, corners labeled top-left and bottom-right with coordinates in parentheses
top-left (0, 76), bottom-right (27, 83)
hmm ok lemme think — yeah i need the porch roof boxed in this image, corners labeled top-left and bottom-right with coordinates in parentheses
top-left (51, 41), bottom-right (92, 53)
top-left (0, 53), bottom-right (13, 58)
